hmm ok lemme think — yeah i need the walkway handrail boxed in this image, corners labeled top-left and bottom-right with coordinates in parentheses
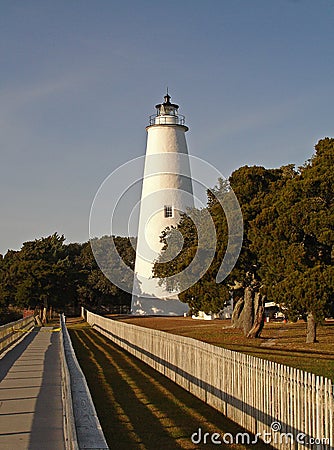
top-left (60, 314), bottom-right (79, 450)
top-left (0, 314), bottom-right (35, 353)
top-left (60, 314), bottom-right (109, 450)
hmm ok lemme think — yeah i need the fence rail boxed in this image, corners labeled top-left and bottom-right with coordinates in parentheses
top-left (0, 315), bottom-right (35, 353)
top-left (83, 308), bottom-right (334, 450)
top-left (60, 314), bottom-right (109, 450)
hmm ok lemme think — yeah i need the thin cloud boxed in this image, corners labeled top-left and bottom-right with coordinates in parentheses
top-left (0, 69), bottom-right (98, 116)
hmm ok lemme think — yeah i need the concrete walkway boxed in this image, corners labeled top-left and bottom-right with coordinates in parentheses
top-left (0, 327), bottom-right (65, 450)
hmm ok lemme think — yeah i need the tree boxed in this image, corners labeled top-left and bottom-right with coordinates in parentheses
top-left (154, 168), bottom-right (283, 338)
top-left (76, 236), bottom-right (135, 312)
top-left (0, 234), bottom-right (136, 320)
top-left (0, 251), bottom-right (17, 310)
top-left (250, 139), bottom-right (334, 342)
top-left (8, 234), bottom-right (72, 320)
top-left (221, 166), bottom-right (286, 337)
top-left (1, 234), bottom-right (83, 321)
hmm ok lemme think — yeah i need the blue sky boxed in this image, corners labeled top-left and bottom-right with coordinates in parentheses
top-left (1, 0), bottom-right (333, 254)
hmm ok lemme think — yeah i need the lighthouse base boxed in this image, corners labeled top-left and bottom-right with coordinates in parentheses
top-left (131, 295), bottom-right (189, 316)
top-left (131, 273), bottom-right (189, 316)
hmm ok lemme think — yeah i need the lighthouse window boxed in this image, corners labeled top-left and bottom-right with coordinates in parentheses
top-left (164, 205), bottom-right (173, 218)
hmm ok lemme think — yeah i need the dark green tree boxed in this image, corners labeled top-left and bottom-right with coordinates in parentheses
top-left (0, 234), bottom-right (71, 321)
top-left (250, 139), bottom-right (334, 342)
top-left (227, 165), bottom-right (289, 337)
top-left (154, 167), bottom-right (287, 338)
top-left (17, 234), bottom-right (72, 317)
top-left (76, 236), bottom-right (135, 312)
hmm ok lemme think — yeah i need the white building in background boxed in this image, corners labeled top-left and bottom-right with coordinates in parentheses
top-left (131, 92), bottom-right (194, 315)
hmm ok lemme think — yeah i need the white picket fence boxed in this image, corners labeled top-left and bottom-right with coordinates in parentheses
top-left (83, 309), bottom-right (334, 449)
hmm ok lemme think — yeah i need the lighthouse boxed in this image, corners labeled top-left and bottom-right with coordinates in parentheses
top-left (131, 92), bottom-right (194, 315)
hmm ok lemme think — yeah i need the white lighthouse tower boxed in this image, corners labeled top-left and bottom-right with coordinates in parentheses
top-left (132, 92), bottom-right (194, 315)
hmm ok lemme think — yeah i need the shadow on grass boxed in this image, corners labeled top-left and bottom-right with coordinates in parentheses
top-left (69, 326), bottom-right (272, 450)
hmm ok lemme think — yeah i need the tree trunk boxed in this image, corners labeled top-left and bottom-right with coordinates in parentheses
top-left (232, 287), bottom-right (254, 335)
top-left (247, 293), bottom-right (264, 338)
top-left (306, 312), bottom-right (317, 343)
top-left (231, 286), bottom-right (264, 339)
top-left (231, 297), bottom-right (244, 328)
top-left (240, 286), bottom-right (254, 335)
